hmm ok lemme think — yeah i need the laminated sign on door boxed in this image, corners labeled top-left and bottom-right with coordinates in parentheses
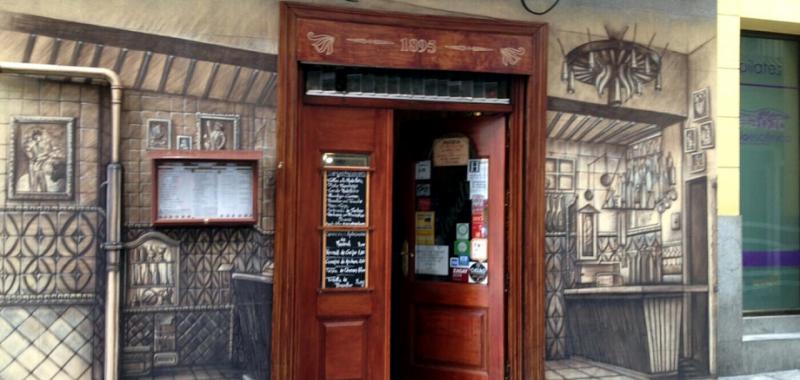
top-left (415, 211), bottom-right (435, 245)
top-left (468, 158), bottom-right (489, 200)
top-left (432, 137), bottom-right (469, 166)
top-left (416, 245), bottom-right (449, 276)
top-left (415, 160), bottom-right (432, 180)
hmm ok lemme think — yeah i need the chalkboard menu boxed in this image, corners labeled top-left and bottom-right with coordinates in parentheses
top-left (324, 231), bottom-right (368, 288)
top-left (325, 171), bottom-right (368, 226)
top-left (320, 153), bottom-right (370, 289)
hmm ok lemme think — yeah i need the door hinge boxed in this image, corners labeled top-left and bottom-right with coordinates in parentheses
top-left (505, 362), bottom-right (511, 380)
top-left (504, 271), bottom-right (510, 293)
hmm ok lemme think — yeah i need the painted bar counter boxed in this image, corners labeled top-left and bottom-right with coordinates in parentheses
top-left (564, 285), bottom-right (708, 379)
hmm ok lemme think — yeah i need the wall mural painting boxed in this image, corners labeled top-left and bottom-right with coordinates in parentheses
top-left (146, 119), bottom-right (172, 150)
top-left (0, 10), bottom-right (276, 379)
top-left (544, 18), bottom-right (714, 380)
top-left (7, 116), bottom-right (74, 200)
top-left (557, 25), bottom-right (664, 107)
top-left (197, 113), bottom-right (240, 151)
top-left (0, 207), bottom-right (106, 379)
top-left (120, 227), bottom-right (274, 380)
top-left (177, 135), bottom-right (193, 151)
top-left (0, 2), bottom-right (716, 380)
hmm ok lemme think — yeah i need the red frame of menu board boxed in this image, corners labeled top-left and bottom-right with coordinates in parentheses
top-left (149, 150), bottom-right (261, 226)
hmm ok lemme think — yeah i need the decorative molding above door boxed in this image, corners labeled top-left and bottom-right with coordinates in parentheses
top-left (291, 7), bottom-right (542, 75)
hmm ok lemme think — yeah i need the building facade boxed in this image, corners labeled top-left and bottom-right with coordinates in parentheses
top-left (0, 0), bottom-right (795, 379)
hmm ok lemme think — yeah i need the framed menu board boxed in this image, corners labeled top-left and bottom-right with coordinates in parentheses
top-left (150, 151), bottom-right (260, 226)
top-left (323, 230), bottom-right (368, 288)
top-left (320, 152), bottom-right (371, 289)
top-left (325, 170), bottom-right (368, 226)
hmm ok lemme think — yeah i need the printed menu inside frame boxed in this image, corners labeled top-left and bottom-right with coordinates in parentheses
top-left (150, 151), bottom-right (261, 226)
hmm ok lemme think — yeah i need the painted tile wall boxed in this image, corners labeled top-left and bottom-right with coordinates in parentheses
top-left (0, 76), bottom-right (105, 380)
top-left (0, 11), bottom-right (278, 378)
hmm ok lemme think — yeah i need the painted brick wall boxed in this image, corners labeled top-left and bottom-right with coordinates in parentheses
top-left (119, 90), bottom-right (277, 229)
top-left (0, 75), bottom-right (105, 380)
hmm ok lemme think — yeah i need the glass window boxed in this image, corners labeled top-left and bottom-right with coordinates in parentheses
top-left (740, 34), bottom-right (800, 313)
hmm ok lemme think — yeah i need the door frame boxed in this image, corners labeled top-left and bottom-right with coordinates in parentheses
top-left (273, 3), bottom-right (548, 379)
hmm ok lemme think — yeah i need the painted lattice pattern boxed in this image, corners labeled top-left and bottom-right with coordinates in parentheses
top-left (181, 234), bottom-right (233, 306)
top-left (0, 209), bottom-right (101, 296)
top-left (623, 231), bottom-right (662, 284)
top-left (544, 192), bottom-right (576, 361)
top-left (0, 209), bottom-right (104, 379)
top-left (90, 303), bottom-right (104, 380)
top-left (122, 313), bottom-right (154, 349)
top-left (124, 227), bottom-right (272, 307)
top-left (0, 305), bottom-right (93, 380)
top-left (119, 227), bottom-right (272, 374)
top-left (176, 309), bottom-right (232, 365)
top-left (662, 243), bottom-right (682, 275)
top-left (598, 235), bottom-right (622, 262)
top-left (545, 236), bottom-right (567, 360)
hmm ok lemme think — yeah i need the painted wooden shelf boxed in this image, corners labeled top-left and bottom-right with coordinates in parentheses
top-left (564, 284), bottom-right (709, 295)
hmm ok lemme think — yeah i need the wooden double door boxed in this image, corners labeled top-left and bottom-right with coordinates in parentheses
top-left (294, 105), bottom-right (506, 380)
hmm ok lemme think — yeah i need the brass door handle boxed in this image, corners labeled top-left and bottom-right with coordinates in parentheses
top-left (401, 241), bottom-right (410, 277)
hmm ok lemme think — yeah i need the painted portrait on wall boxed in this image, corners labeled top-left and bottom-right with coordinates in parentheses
top-left (690, 151), bottom-right (706, 173)
top-left (196, 113), bottom-right (240, 151)
top-left (699, 121), bottom-right (714, 149)
top-left (147, 119), bottom-right (172, 150)
top-left (684, 127), bottom-right (698, 153)
top-left (693, 87), bottom-right (711, 121)
top-left (176, 135), bottom-right (193, 150)
top-left (7, 116), bottom-right (74, 200)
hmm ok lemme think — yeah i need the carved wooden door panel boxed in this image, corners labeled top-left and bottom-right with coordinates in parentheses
top-left (395, 115), bottom-right (506, 380)
top-left (295, 105), bottom-right (392, 380)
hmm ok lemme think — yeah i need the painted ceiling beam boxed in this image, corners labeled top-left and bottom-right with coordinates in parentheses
top-left (548, 96), bottom-right (684, 127)
top-left (0, 11), bottom-right (277, 73)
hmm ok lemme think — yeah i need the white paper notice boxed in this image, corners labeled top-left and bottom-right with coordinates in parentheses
top-left (470, 181), bottom-right (488, 200)
top-left (415, 160), bottom-right (432, 180)
top-left (158, 163), bottom-right (194, 219)
top-left (415, 245), bottom-right (449, 276)
top-left (468, 159), bottom-right (489, 200)
top-left (468, 158), bottom-right (489, 200)
top-left (157, 162), bottom-right (254, 220)
top-left (470, 238), bottom-right (488, 262)
top-left (193, 165), bottom-right (219, 217)
top-left (467, 159), bottom-right (489, 181)
top-left (217, 165), bottom-right (253, 218)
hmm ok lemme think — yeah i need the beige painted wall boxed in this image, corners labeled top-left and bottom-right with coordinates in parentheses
top-left (0, 76), bottom-right (102, 207)
top-left (0, 0), bottom-right (277, 53)
top-left (0, 0), bottom-right (713, 53)
top-left (119, 91), bottom-right (276, 228)
top-left (0, 0), bottom-right (714, 114)
top-left (716, 0), bottom-right (800, 216)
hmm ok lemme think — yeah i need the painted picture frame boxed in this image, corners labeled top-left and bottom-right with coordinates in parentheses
top-left (684, 127), bottom-right (698, 153)
top-left (176, 135), bottom-right (193, 150)
top-left (7, 116), bottom-right (75, 200)
top-left (692, 87), bottom-right (711, 122)
top-left (690, 151), bottom-right (706, 173)
top-left (196, 113), bottom-right (240, 151)
top-left (146, 119), bottom-right (172, 150)
top-left (699, 121), bottom-right (714, 149)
